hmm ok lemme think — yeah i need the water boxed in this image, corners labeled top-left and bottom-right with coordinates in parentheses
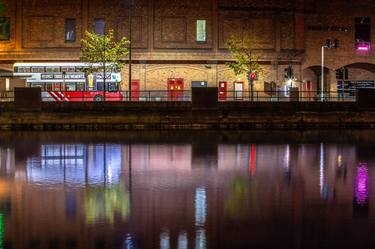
top-left (0, 131), bottom-right (375, 249)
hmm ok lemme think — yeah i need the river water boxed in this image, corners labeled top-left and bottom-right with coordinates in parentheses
top-left (0, 131), bottom-right (375, 249)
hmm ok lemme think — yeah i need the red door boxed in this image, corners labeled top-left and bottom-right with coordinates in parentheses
top-left (219, 81), bottom-right (227, 101)
top-left (168, 79), bottom-right (175, 101)
top-left (131, 80), bottom-right (140, 101)
top-left (168, 78), bottom-right (184, 101)
top-left (176, 78), bottom-right (184, 100)
top-left (306, 80), bottom-right (311, 99)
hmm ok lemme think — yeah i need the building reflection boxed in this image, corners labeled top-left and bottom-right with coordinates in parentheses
top-left (84, 183), bottom-right (130, 224)
top-left (0, 139), bottom-right (369, 248)
top-left (177, 231), bottom-right (188, 249)
top-left (27, 144), bottom-right (122, 186)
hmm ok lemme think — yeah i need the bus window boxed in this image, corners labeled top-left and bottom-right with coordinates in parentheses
top-left (32, 83), bottom-right (44, 89)
top-left (75, 67), bottom-right (84, 72)
top-left (65, 83), bottom-right (76, 91)
top-left (45, 82), bottom-right (53, 91)
top-left (16, 67), bottom-right (31, 73)
top-left (76, 82), bottom-right (85, 91)
top-left (46, 67), bottom-right (60, 73)
top-left (61, 67), bottom-right (75, 73)
top-left (31, 67), bottom-right (45, 73)
top-left (53, 83), bottom-right (62, 91)
top-left (108, 82), bottom-right (118, 92)
top-left (97, 82), bottom-right (104, 91)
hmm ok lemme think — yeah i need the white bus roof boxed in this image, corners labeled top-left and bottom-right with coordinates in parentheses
top-left (13, 62), bottom-right (110, 67)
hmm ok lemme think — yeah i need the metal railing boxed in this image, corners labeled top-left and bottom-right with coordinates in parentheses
top-left (0, 90), bottom-right (358, 103)
top-left (0, 91), bottom-right (14, 102)
top-left (41, 90), bottom-right (192, 102)
top-left (219, 90), bottom-right (357, 102)
top-left (121, 90), bottom-right (192, 102)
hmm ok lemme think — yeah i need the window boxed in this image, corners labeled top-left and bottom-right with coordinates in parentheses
top-left (65, 18), bottom-right (76, 42)
top-left (16, 67), bottom-right (31, 73)
top-left (0, 17), bottom-right (10, 40)
top-left (94, 19), bottom-right (105, 35)
top-left (355, 17), bottom-right (371, 43)
top-left (65, 83), bottom-right (76, 91)
top-left (196, 20), bottom-right (207, 42)
top-left (61, 66), bottom-right (75, 73)
top-left (46, 67), bottom-right (60, 73)
top-left (31, 67), bottom-right (45, 73)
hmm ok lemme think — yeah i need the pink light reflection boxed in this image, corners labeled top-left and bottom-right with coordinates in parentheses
top-left (355, 163), bottom-right (369, 206)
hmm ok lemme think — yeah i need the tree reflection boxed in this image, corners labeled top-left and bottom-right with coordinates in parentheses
top-left (225, 176), bottom-right (259, 218)
top-left (84, 182), bottom-right (130, 224)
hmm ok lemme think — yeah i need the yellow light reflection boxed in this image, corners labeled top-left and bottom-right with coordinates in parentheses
top-left (84, 183), bottom-right (130, 224)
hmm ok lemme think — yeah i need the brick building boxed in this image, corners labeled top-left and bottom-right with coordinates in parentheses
top-left (0, 0), bottom-right (375, 95)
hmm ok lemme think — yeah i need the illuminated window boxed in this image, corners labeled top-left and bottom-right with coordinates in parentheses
top-left (65, 18), bottom-right (76, 42)
top-left (0, 17), bottom-right (9, 40)
top-left (94, 18), bottom-right (105, 35)
top-left (196, 20), bottom-right (207, 42)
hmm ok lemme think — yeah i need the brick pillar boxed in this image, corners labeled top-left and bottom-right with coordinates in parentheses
top-left (295, 14), bottom-right (305, 50)
top-left (15, 0), bottom-right (22, 51)
top-left (192, 87), bottom-right (218, 110)
top-left (14, 88), bottom-right (41, 111)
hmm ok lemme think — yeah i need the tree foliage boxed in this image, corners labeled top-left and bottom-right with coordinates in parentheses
top-left (0, 0), bottom-right (4, 17)
top-left (225, 36), bottom-right (262, 76)
top-left (80, 29), bottom-right (130, 75)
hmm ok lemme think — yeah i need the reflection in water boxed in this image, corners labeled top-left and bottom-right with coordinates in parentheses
top-left (250, 144), bottom-right (255, 176)
top-left (27, 144), bottom-right (122, 186)
top-left (178, 231), bottom-right (188, 249)
top-left (195, 187), bottom-right (206, 226)
top-left (225, 176), bottom-right (249, 216)
top-left (160, 231), bottom-right (170, 249)
top-left (195, 187), bottom-right (207, 249)
top-left (355, 163), bottom-right (369, 205)
top-left (84, 182), bottom-right (130, 224)
top-left (195, 229), bottom-right (206, 249)
top-left (319, 143), bottom-right (324, 197)
top-left (124, 234), bottom-right (134, 249)
top-left (0, 133), bottom-right (374, 248)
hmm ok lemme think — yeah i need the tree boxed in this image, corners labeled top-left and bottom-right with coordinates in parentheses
top-left (80, 29), bottom-right (130, 100)
top-left (0, 0), bottom-right (4, 17)
top-left (225, 36), bottom-right (262, 100)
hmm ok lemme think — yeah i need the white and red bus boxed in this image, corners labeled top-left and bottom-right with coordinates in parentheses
top-left (13, 62), bottom-right (124, 101)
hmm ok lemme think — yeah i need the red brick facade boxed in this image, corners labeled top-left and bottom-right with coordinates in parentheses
top-left (1, 0), bottom-right (375, 92)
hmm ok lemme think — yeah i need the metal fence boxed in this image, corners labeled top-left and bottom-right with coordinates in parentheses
top-left (220, 90), bottom-right (357, 102)
top-left (0, 91), bottom-right (14, 102)
top-left (40, 90), bottom-right (191, 102)
top-left (0, 90), bottom-right (357, 102)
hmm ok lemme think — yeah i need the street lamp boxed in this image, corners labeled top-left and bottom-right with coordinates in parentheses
top-left (321, 39), bottom-right (339, 101)
top-left (321, 44), bottom-right (327, 101)
top-left (128, 0), bottom-right (133, 98)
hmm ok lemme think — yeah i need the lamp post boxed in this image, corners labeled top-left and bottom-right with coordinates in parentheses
top-left (321, 39), bottom-right (339, 101)
top-left (321, 45), bottom-right (327, 101)
top-left (128, 0), bottom-right (133, 99)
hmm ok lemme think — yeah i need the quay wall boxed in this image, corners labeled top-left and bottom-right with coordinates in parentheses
top-left (0, 101), bottom-right (375, 130)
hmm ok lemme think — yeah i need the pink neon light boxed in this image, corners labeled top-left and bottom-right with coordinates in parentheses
top-left (356, 42), bottom-right (371, 51)
top-left (357, 46), bottom-right (370, 51)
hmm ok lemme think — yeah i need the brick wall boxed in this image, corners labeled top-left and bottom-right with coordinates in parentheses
top-left (0, 0), bottom-right (375, 91)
